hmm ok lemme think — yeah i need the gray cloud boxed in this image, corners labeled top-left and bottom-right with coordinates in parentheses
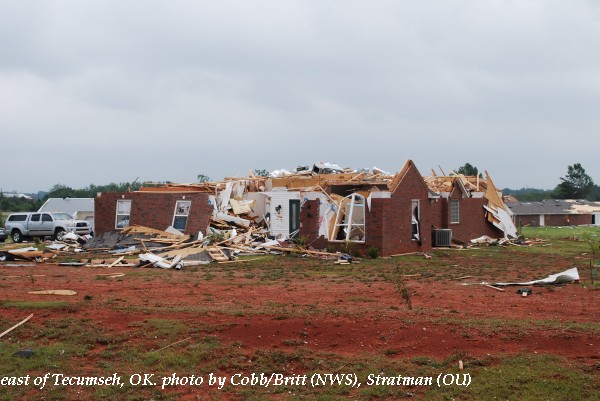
top-left (0, 0), bottom-right (598, 193)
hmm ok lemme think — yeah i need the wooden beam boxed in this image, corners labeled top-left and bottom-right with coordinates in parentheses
top-left (0, 314), bottom-right (33, 339)
top-left (107, 256), bottom-right (125, 268)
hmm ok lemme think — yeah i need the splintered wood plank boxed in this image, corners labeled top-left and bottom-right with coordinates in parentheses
top-left (206, 247), bottom-right (229, 262)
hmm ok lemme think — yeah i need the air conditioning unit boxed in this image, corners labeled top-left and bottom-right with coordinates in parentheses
top-left (434, 229), bottom-right (452, 247)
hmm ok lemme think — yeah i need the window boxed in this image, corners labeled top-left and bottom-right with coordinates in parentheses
top-left (42, 214), bottom-right (52, 222)
top-left (330, 193), bottom-right (366, 242)
top-left (8, 214), bottom-right (27, 222)
top-left (30, 214), bottom-right (40, 222)
top-left (116, 200), bottom-right (131, 229)
top-left (172, 200), bottom-right (191, 231)
top-left (412, 200), bottom-right (420, 241)
top-left (450, 199), bottom-right (460, 224)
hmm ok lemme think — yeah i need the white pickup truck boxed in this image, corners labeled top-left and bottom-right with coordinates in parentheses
top-left (4, 212), bottom-right (91, 243)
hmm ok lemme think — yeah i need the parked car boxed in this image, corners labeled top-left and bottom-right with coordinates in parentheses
top-left (0, 227), bottom-right (6, 242)
top-left (4, 212), bottom-right (91, 243)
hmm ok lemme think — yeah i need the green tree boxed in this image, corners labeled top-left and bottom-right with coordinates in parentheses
top-left (197, 174), bottom-right (210, 183)
top-left (502, 187), bottom-right (554, 202)
top-left (456, 163), bottom-right (482, 177)
top-left (553, 163), bottom-right (594, 199)
top-left (47, 184), bottom-right (75, 199)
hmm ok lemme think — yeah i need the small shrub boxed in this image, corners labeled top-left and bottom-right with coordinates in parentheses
top-left (367, 247), bottom-right (379, 259)
top-left (401, 287), bottom-right (412, 310)
top-left (293, 235), bottom-right (309, 248)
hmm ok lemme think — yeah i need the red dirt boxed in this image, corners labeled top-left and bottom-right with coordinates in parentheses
top-left (1, 261), bottom-right (598, 365)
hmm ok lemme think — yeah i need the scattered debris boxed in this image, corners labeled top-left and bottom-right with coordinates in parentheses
top-left (97, 273), bottom-right (125, 278)
top-left (517, 288), bottom-right (533, 296)
top-left (12, 349), bottom-right (35, 358)
top-left (28, 290), bottom-right (77, 296)
top-left (150, 336), bottom-right (192, 353)
top-left (494, 268), bottom-right (580, 286)
top-left (139, 253), bottom-right (184, 269)
top-left (0, 313), bottom-right (33, 339)
top-left (484, 284), bottom-right (505, 292)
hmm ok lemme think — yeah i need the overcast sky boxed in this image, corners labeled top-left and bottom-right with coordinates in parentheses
top-left (1, 0), bottom-right (599, 194)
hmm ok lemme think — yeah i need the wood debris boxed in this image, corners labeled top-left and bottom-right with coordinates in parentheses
top-left (28, 290), bottom-right (77, 296)
top-left (0, 314), bottom-right (33, 339)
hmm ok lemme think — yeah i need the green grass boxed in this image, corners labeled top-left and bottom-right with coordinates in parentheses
top-left (1, 300), bottom-right (71, 309)
top-left (1, 234), bottom-right (599, 400)
top-left (522, 225), bottom-right (600, 240)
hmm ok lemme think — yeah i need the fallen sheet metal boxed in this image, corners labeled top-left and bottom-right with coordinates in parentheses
top-left (139, 253), bottom-right (183, 269)
top-left (494, 267), bottom-right (580, 286)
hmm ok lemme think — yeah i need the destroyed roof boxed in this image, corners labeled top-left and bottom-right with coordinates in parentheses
top-left (138, 162), bottom-right (406, 193)
top-left (506, 199), bottom-right (600, 215)
top-left (136, 162), bottom-right (506, 203)
top-left (423, 174), bottom-right (489, 194)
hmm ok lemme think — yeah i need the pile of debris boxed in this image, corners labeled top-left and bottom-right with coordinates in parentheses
top-left (0, 222), bottom-right (344, 268)
top-left (0, 232), bottom-right (90, 263)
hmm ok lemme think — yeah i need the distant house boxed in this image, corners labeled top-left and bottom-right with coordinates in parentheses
top-left (38, 198), bottom-right (95, 231)
top-left (2, 192), bottom-right (34, 201)
top-left (506, 199), bottom-right (600, 227)
top-left (94, 161), bottom-right (518, 256)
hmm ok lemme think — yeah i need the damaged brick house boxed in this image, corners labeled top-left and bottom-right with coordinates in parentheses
top-left (94, 160), bottom-right (517, 256)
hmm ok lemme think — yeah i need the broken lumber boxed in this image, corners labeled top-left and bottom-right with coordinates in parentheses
top-left (452, 275), bottom-right (473, 280)
top-left (0, 314), bottom-right (33, 339)
top-left (28, 290), bottom-right (78, 295)
top-left (390, 252), bottom-right (420, 257)
top-left (206, 247), bottom-right (230, 262)
top-left (217, 257), bottom-right (268, 264)
top-left (256, 244), bottom-right (338, 257)
top-left (150, 336), bottom-right (192, 353)
top-left (107, 256), bottom-right (125, 268)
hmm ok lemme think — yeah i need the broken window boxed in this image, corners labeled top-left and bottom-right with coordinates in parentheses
top-left (450, 199), bottom-right (460, 223)
top-left (172, 200), bottom-right (191, 231)
top-left (330, 193), bottom-right (365, 242)
top-left (115, 200), bottom-right (131, 229)
top-left (411, 200), bottom-right (420, 242)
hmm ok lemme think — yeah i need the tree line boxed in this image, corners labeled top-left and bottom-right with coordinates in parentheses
top-left (458, 162), bottom-right (599, 201)
top-left (1, 163), bottom-right (597, 218)
top-left (0, 181), bottom-right (142, 215)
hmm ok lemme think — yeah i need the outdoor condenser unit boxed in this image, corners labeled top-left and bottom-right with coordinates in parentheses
top-left (434, 229), bottom-right (452, 247)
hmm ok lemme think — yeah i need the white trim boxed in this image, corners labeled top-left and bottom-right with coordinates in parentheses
top-left (330, 193), bottom-right (366, 243)
top-left (115, 199), bottom-right (131, 229)
top-left (172, 200), bottom-right (191, 231)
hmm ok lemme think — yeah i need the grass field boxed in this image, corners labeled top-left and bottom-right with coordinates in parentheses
top-left (0, 228), bottom-right (599, 400)
top-left (521, 225), bottom-right (600, 241)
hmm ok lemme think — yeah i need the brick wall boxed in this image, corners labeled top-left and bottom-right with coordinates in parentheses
top-left (513, 214), bottom-right (591, 227)
top-left (444, 195), bottom-right (502, 242)
top-left (300, 199), bottom-right (329, 248)
top-left (379, 164), bottom-right (433, 256)
top-left (514, 215), bottom-right (541, 227)
top-left (95, 192), bottom-right (212, 236)
top-left (544, 214), bottom-right (591, 226)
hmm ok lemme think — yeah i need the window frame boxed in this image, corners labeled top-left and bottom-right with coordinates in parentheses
top-left (115, 199), bottom-right (132, 229)
top-left (450, 199), bottom-right (460, 224)
top-left (329, 193), bottom-right (366, 243)
top-left (411, 200), bottom-right (420, 241)
top-left (172, 200), bottom-right (192, 231)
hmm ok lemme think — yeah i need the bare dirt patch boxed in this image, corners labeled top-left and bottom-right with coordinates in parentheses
top-left (1, 253), bottom-right (597, 364)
